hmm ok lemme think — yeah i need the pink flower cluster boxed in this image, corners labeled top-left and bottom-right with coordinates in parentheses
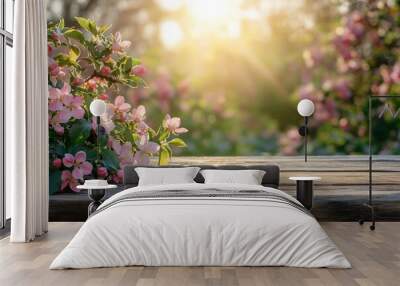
top-left (104, 96), bottom-right (164, 166)
top-left (48, 57), bottom-right (69, 82)
top-left (371, 63), bottom-right (400, 96)
top-left (48, 82), bottom-right (84, 135)
top-left (163, 114), bottom-right (188, 134)
top-left (112, 32), bottom-right (131, 53)
top-left (333, 11), bottom-right (366, 73)
top-left (58, 151), bottom-right (93, 192)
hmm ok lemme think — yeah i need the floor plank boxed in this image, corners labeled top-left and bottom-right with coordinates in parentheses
top-left (1, 222), bottom-right (399, 286)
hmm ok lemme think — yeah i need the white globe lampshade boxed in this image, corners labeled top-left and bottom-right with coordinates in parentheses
top-left (89, 99), bottom-right (106, 116)
top-left (297, 99), bottom-right (315, 117)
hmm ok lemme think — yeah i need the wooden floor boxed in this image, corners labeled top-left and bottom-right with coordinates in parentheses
top-left (0, 222), bottom-right (399, 286)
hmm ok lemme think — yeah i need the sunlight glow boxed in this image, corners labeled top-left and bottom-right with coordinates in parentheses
top-left (186, 0), bottom-right (239, 24)
top-left (160, 20), bottom-right (183, 49)
top-left (157, 0), bottom-right (183, 11)
top-left (156, 0), bottom-right (298, 47)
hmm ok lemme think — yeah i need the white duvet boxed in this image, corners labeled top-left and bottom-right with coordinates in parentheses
top-left (50, 183), bottom-right (351, 269)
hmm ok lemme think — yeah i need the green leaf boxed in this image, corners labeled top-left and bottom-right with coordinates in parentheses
top-left (123, 57), bottom-right (134, 73)
top-left (69, 46), bottom-right (80, 61)
top-left (168, 138), bottom-right (187, 148)
top-left (99, 24), bottom-right (111, 34)
top-left (158, 147), bottom-right (171, 166)
top-left (85, 149), bottom-right (98, 161)
top-left (49, 170), bottom-right (61, 195)
top-left (159, 130), bottom-right (170, 142)
top-left (75, 17), bottom-right (91, 31)
top-left (59, 18), bottom-right (65, 30)
top-left (88, 21), bottom-right (98, 35)
top-left (54, 144), bottom-right (66, 156)
top-left (123, 76), bottom-right (145, 88)
top-left (102, 149), bottom-right (120, 171)
top-left (55, 54), bottom-right (79, 67)
top-left (68, 119), bottom-right (92, 145)
top-left (64, 29), bottom-right (85, 43)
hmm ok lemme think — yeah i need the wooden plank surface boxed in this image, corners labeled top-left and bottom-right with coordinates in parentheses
top-left (170, 155), bottom-right (400, 187)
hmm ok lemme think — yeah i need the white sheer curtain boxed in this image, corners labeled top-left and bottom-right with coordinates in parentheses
top-left (8, 0), bottom-right (49, 242)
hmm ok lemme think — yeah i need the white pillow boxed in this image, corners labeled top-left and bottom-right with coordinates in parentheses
top-left (135, 167), bottom-right (200, 186)
top-left (200, 169), bottom-right (266, 185)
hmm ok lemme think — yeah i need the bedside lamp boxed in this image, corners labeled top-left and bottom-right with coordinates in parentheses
top-left (297, 99), bottom-right (315, 162)
top-left (90, 99), bottom-right (107, 175)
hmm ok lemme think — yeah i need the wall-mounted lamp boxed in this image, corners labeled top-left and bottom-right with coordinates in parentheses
top-left (90, 99), bottom-right (107, 176)
top-left (297, 99), bottom-right (315, 162)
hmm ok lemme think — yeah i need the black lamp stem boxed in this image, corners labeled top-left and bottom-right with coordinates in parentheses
top-left (96, 116), bottom-right (100, 178)
top-left (304, 116), bottom-right (308, 162)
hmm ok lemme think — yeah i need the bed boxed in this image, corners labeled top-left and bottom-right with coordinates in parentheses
top-left (50, 165), bottom-right (351, 269)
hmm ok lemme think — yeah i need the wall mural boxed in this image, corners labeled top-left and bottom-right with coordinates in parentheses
top-left (47, 0), bottom-right (400, 193)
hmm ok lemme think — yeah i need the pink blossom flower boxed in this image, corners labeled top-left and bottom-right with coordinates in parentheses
top-left (380, 66), bottom-right (391, 83)
top-left (51, 30), bottom-right (66, 43)
top-left (133, 137), bottom-right (160, 165)
top-left (112, 169), bottom-right (124, 184)
top-left (314, 99), bottom-right (337, 123)
top-left (97, 167), bottom-right (108, 178)
top-left (131, 65), bottom-right (147, 77)
top-left (49, 61), bottom-right (60, 77)
top-left (48, 58), bottom-right (68, 81)
top-left (163, 114), bottom-right (188, 134)
top-left (133, 151), bottom-right (150, 165)
top-left (49, 113), bottom-right (64, 135)
top-left (114, 96), bottom-right (131, 113)
top-left (334, 79), bottom-right (352, 100)
top-left (94, 105), bottom-right (115, 134)
top-left (53, 158), bottom-right (62, 169)
top-left (111, 139), bottom-right (134, 168)
top-left (112, 32), bottom-right (131, 53)
top-left (58, 95), bottom-right (85, 122)
top-left (130, 105), bottom-right (146, 122)
top-left (138, 136), bottom-right (160, 154)
top-left (136, 121), bottom-right (149, 136)
top-left (72, 77), bottom-right (84, 86)
top-left (371, 83), bottom-right (389, 96)
top-left (390, 63), bottom-right (400, 83)
top-left (61, 170), bottom-right (79, 192)
top-left (347, 11), bottom-right (364, 39)
top-left (111, 96), bottom-right (131, 121)
top-left (100, 65), bottom-right (112, 77)
top-left (62, 151), bottom-right (93, 180)
top-left (98, 93), bottom-right (109, 100)
top-left (298, 83), bottom-right (321, 101)
top-left (87, 78), bottom-right (98, 91)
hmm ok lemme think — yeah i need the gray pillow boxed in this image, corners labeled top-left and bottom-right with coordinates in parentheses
top-left (135, 167), bottom-right (201, 186)
top-left (200, 169), bottom-right (266, 185)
